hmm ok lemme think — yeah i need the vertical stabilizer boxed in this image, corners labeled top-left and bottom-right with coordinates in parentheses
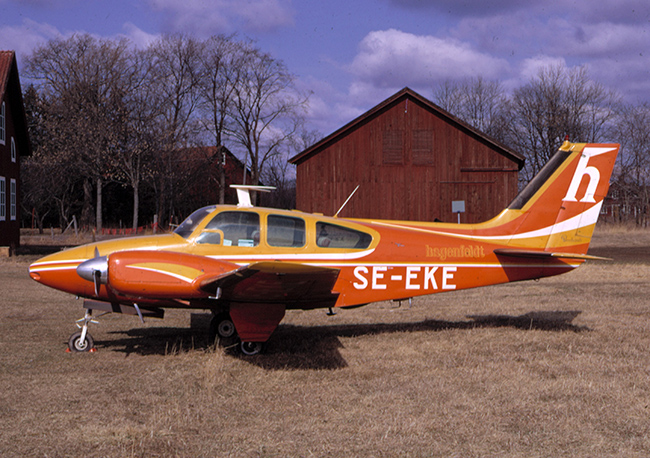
top-left (499, 141), bottom-right (619, 255)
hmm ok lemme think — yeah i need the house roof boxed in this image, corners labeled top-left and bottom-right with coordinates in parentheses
top-left (289, 87), bottom-right (524, 169)
top-left (0, 51), bottom-right (31, 157)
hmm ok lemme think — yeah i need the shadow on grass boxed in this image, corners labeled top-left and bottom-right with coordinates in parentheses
top-left (94, 310), bottom-right (586, 370)
top-left (588, 246), bottom-right (650, 264)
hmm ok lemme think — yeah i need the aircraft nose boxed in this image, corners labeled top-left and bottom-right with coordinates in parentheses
top-left (28, 245), bottom-right (95, 295)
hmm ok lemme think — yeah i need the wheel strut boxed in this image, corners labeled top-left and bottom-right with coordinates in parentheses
top-left (68, 309), bottom-right (100, 352)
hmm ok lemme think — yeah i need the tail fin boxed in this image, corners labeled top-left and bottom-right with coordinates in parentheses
top-left (493, 141), bottom-right (619, 257)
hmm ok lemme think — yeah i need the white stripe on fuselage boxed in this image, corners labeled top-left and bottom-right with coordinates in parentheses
top-left (124, 265), bottom-right (195, 283)
top-left (371, 202), bottom-right (602, 243)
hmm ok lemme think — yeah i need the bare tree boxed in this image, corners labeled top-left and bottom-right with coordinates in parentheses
top-left (612, 103), bottom-right (650, 224)
top-left (111, 48), bottom-right (161, 230)
top-left (147, 35), bottom-right (204, 225)
top-left (22, 85), bottom-right (83, 230)
top-left (227, 45), bottom-right (309, 203)
top-left (25, 34), bottom-right (136, 232)
top-left (197, 35), bottom-right (243, 203)
top-left (505, 64), bottom-right (619, 182)
top-left (433, 76), bottom-right (508, 139)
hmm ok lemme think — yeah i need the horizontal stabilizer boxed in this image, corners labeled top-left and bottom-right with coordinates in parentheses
top-left (493, 248), bottom-right (611, 261)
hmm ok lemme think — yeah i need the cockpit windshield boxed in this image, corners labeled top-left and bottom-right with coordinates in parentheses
top-left (173, 206), bottom-right (216, 239)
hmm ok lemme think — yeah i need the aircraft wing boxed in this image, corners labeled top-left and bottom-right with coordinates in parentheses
top-left (493, 248), bottom-right (611, 261)
top-left (197, 262), bottom-right (341, 308)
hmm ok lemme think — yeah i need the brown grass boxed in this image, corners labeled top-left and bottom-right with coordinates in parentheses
top-left (2, 227), bottom-right (650, 457)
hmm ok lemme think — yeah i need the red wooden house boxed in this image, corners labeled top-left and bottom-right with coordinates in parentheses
top-left (0, 51), bottom-right (31, 252)
top-left (289, 88), bottom-right (524, 223)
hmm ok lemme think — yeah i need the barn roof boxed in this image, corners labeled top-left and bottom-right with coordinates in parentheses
top-left (289, 87), bottom-right (524, 169)
top-left (0, 51), bottom-right (31, 157)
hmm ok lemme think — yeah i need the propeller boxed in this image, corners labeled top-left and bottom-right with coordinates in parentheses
top-left (76, 247), bottom-right (108, 296)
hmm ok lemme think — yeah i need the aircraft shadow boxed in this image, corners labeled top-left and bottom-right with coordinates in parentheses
top-left (95, 310), bottom-right (586, 370)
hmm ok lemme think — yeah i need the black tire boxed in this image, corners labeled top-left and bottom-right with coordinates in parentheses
top-left (68, 331), bottom-right (94, 352)
top-left (240, 341), bottom-right (263, 356)
top-left (209, 312), bottom-right (237, 345)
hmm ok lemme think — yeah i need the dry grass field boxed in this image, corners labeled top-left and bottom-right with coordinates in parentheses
top-left (1, 226), bottom-right (650, 457)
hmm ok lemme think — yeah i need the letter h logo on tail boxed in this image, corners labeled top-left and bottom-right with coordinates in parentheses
top-left (563, 147), bottom-right (616, 203)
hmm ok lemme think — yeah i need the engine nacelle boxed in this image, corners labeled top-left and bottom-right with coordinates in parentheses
top-left (107, 250), bottom-right (238, 299)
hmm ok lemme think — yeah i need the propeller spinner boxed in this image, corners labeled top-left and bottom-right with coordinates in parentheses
top-left (76, 248), bottom-right (108, 296)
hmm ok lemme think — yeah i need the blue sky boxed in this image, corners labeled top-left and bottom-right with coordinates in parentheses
top-left (1, 0), bottom-right (649, 137)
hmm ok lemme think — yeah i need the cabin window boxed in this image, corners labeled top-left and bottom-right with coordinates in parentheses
top-left (267, 215), bottom-right (305, 247)
top-left (0, 177), bottom-right (5, 221)
top-left (198, 211), bottom-right (260, 247)
top-left (316, 222), bottom-right (372, 249)
top-left (174, 206), bottom-right (216, 239)
top-left (10, 179), bottom-right (15, 221)
top-left (0, 102), bottom-right (5, 145)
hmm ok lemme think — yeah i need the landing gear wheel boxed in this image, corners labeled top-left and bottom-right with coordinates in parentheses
top-left (216, 317), bottom-right (236, 339)
top-left (209, 312), bottom-right (237, 346)
top-left (68, 331), bottom-right (94, 352)
top-left (240, 341), bottom-right (263, 356)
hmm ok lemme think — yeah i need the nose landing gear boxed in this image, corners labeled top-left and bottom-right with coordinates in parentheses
top-left (67, 310), bottom-right (99, 352)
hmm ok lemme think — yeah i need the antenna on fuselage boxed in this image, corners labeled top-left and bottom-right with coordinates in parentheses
top-left (334, 185), bottom-right (360, 218)
top-left (230, 185), bottom-right (276, 208)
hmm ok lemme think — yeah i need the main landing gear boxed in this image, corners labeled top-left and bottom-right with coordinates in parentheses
top-left (209, 311), bottom-right (264, 356)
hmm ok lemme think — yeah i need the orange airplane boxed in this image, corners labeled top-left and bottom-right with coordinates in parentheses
top-left (29, 141), bottom-right (619, 355)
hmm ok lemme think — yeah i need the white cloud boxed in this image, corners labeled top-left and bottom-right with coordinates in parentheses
top-left (146, 0), bottom-right (295, 35)
top-left (348, 29), bottom-right (510, 90)
top-left (518, 56), bottom-right (567, 82)
top-left (548, 20), bottom-right (649, 59)
top-left (121, 23), bottom-right (159, 49)
top-left (0, 19), bottom-right (60, 62)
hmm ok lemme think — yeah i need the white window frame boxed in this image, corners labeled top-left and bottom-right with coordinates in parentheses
top-left (11, 137), bottom-right (16, 162)
top-left (0, 177), bottom-right (5, 222)
top-left (10, 178), bottom-right (16, 221)
top-left (0, 102), bottom-right (5, 145)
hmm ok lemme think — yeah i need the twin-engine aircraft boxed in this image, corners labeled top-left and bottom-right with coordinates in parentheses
top-left (29, 141), bottom-right (619, 355)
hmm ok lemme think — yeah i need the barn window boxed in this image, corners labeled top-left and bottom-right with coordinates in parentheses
top-left (0, 102), bottom-right (5, 145)
top-left (382, 130), bottom-right (403, 164)
top-left (267, 215), bottom-right (305, 247)
top-left (10, 179), bottom-right (16, 221)
top-left (0, 177), bottom-right (5, 221)
top-left (316, 222), bottom-right (372, 249)
top-left (412, 130), bottom-right (434, 165)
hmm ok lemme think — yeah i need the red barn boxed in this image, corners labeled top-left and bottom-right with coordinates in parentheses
top-left (289, 88), bottom-right (524, 223)
top-left (173, 146), bottom-right (255, 211)
top-left (0, 51), bottom-right (31, 253)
